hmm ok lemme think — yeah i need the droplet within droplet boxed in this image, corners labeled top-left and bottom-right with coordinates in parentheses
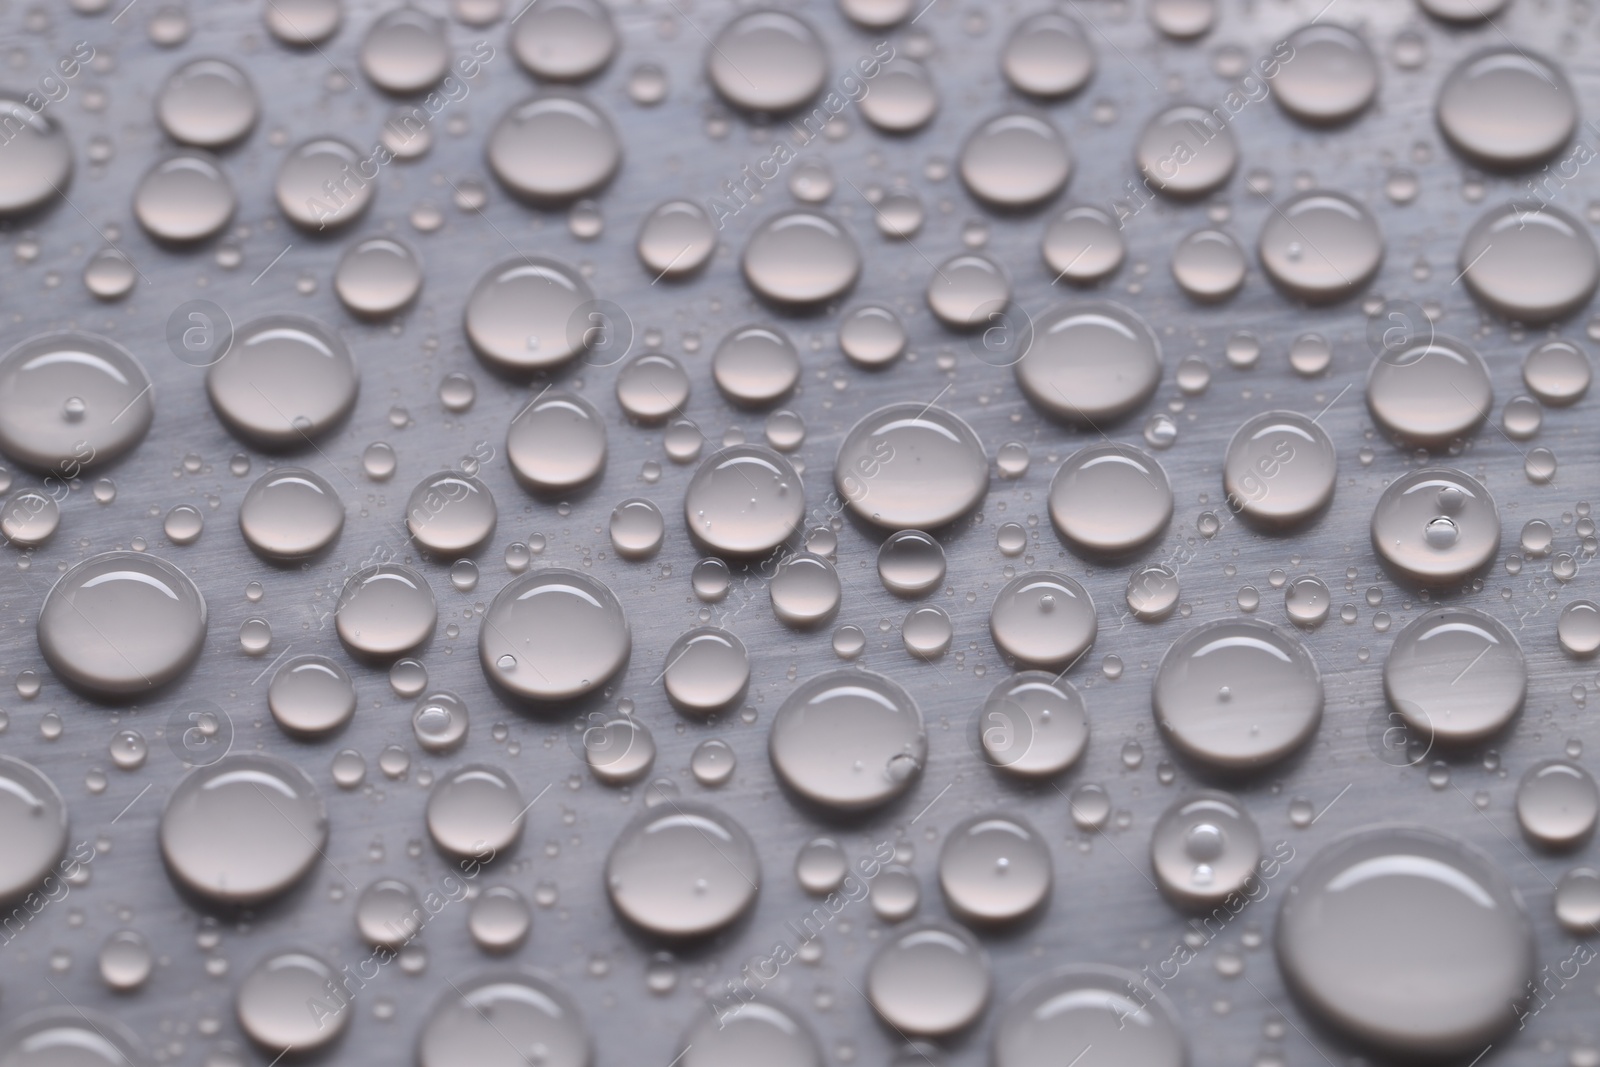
top-left (684, 444), bottom-right (805, 557)
top-left (0, 756), bottom-right (68, 902)
top-left (976, 672), bottom-right (1089, 779)
top-left (1371, 467), bottom-right (1500, 585)
top-left (1150, 791), bottom-right (1261, 909)
top-left (1258, 190), bottom-right (1383, 303)
top-left (465, 257), bottom-right (597, 373)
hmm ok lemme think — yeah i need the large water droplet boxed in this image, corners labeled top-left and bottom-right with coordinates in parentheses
top-left (989, 571), bottom-right (1097, 669)
top-left (159, 754), bottom-right (327, 904)
top-left (207, 314), bottom-right (357, 446)
top-left (866, 924), bottom-right (991, 1036)
top-left (770, 669), bottom-right (925, 812)
top-left (1223, 410), bottom-right (1337, 528)
top-left (487, 92), bottom-right (621, 203)
top-left (1274, 826), bottom-right (1533, 1058)
top-left (606, 802), bottom-right (760, 937)
top-left (1384, 606), bottom-right (1525, 745)
top-left (939, 813), bottom-right (1052, 924)
top-left (239, 466), bottom-right (344, 560)
top-left (479, 568), bottom-right (630, 701)
top-left (38, 552), bottom-right (206, 698)
top-left (835, 403), bottom-right (987, 530)
top-left (1153, 618), bottom-right (1322, 770)
top-left (0, 331), bottom-right (154, 473)
top-left (1048, 442), bottom-right (1172, 555)
top-left (1370, 467), bottom-right (1500, 585)
top-left (1016, 301), bottom-right (1162, 425)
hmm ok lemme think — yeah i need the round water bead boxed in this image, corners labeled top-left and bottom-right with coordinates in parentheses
top-left (989, 571), bottom-right (1097, 669)
top-left (479, 568), bottom-right (629, 702)
top-left (605, 802), bottom-right (760, 938)
top-left (1048, 442), bottom-right (1172, 555)
top-left (1384, 606), bottom-right (1525, 745)
top-left (1223, 411), bottom-right (1337, 528)
top-left (769, 669), bottom-right (925, 812)
top-left (38, 551), bottom-right (207, 698)
top-left (1514, 759), bottom-right (1598, 849)
top-left (1274, 826), bottom-right (1533, 1058)
top-left (1153, 619), bottom-right (1322, 770)
top-left (938, 813), bottom-right (1052, 925)
top-left (835, 403), bottom-right (988, 531)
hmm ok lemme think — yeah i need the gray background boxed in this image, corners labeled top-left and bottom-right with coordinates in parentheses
top-left (1, 0), bottom-right (1599, 1064)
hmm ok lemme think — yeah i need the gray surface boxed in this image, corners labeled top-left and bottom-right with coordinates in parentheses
top-left (1, 0), bottom-right (1598, 1064)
